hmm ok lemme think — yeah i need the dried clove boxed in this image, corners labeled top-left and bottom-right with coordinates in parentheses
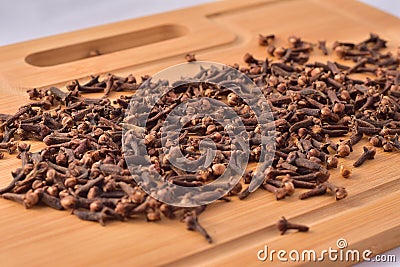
top-left (353, 146), bottom-right (376, 167)
top-left (182, 211), bottom-right (213, 243)
top-left (340, 165), bottom-right (352, 178)
top-left (277, 217), bottom-right (309, 235)
top-left (298, 184), bottom-right (327, 200)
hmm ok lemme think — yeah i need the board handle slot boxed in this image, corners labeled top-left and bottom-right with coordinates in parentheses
top-left (25, 24), bottom-right (188, 67)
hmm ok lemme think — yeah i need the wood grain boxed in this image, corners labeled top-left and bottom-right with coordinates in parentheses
top-left (0, 0), bottom-right (400, 266)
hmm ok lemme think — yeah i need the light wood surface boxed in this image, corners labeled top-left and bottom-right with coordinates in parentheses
top-left (0, 0), bottom-right (400, 266)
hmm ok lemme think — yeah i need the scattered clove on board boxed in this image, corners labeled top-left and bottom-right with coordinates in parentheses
top-left (0, 33), bottom-right (399, 243)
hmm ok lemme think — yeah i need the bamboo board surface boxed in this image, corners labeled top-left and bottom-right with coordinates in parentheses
top-left (0, 0), bottom-right (400, 266)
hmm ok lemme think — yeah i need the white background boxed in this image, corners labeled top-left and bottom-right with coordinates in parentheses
top-left (1, 0), bottom-right (398, 46)
top-left (0, 0), bottom-right (399, 266)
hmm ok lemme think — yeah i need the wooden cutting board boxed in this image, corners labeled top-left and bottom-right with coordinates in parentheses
top-left (0, 0), bottom-right (399, 266)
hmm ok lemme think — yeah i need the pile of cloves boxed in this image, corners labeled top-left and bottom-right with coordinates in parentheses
top-left (0, 33), bottom-right (399, 243)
